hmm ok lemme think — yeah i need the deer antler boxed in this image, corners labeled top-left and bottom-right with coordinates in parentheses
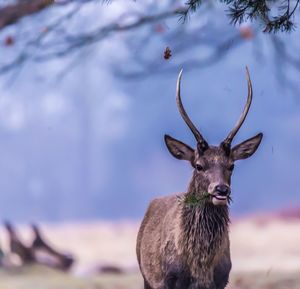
top-left (221, 66), bottom-right (253, 151)
top-left (4, 221), bottom-right (35, 263)
top-left (176, 69), bottom-right (208, 151)
top-left (30, 224), bottom-right (74, 270)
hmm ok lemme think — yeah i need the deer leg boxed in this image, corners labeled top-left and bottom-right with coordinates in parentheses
top-left (143, 279), bottom-right (153, 289)
top-left (175, 275), bottom-right (191, 289)
top-left (213, 257), bottom-right (231, 289)
top-left (163, 265), bottom-right (191, 289)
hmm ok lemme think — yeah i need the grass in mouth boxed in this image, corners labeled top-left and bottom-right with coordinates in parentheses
top-left (177, 192), bottom-right (211, 207)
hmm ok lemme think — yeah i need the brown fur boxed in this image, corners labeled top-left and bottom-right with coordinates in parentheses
top-left (137, 186), bottom-right (231, 288)
top-left (137, 69), bottom-right (263, 289)
top-left (179, 200), bottom-right (230, 287)
top-left (137, 142), bottom-right (262, 289)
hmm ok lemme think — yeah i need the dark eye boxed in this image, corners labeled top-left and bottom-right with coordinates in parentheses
top-left (229, 164), bottom-right (234, 171)
top-left (195, 164), bottom-right (204, 171)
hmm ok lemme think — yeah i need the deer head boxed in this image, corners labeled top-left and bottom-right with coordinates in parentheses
top-left (165, 67), bottom-right (263, 206)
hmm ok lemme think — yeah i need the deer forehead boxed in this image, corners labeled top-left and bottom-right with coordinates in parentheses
top-left (195, 146), bottom-right (231, 165)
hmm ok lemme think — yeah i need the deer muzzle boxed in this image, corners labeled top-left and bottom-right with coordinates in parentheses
top-left (210, 184), bottom-right (231, 206)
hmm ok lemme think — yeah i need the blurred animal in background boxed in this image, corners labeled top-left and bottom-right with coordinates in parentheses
top-left (31, 224), bottom-right (74, 270)
top-left (136, 68), bottom-right (263, 289)
top-left (2, 221), bottom-right (75, 271)
top-left (4, 221), bottom-right (35, 264)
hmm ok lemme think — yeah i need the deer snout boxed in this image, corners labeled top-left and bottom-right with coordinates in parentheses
top-left (211, 184), bottom-right (231, 206)
top-left (215, 185), bottom-right (231, 197)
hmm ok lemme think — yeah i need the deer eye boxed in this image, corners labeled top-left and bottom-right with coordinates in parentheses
top-left (229, 164), bottom-right (235, 171)
top-left (195, 164), bottom-right (204, 171)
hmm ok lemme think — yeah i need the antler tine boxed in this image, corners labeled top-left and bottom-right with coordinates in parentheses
top-left (176, 69), bottom-right (208, 150)
top-left (221, 66), bottom-right (253, 150)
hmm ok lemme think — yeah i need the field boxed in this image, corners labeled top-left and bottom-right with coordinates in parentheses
top-left (0, 214), bottom-right (300, 289)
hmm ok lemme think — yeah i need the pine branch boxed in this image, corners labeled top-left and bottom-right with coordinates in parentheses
top-left (183, 0), bottom-right (300, 33)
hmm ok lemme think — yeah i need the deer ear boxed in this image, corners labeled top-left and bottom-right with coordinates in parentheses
top-left (231, 133), bottom-right (263, 161)
top-left (164, 135), bottom-right (194, 163)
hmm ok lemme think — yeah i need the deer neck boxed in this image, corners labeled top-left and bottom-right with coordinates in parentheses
top-left (177, 182), bottom-right (230, 282)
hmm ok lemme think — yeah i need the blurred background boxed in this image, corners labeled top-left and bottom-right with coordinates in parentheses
top-left (0, 0), bottom-right (299, 288)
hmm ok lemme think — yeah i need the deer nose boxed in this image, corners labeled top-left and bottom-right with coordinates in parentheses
top-left (215, 185), bottom-right (231, 196)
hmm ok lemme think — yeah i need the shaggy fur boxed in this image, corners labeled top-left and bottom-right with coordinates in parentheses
top-left (136, 190), bottom-right (231, 289)
top-left (136, 154), bottom-right (232, 289)
top-left (179, 200), bottom-right (230, 288)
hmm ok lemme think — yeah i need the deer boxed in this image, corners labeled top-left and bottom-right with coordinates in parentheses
top-left (3, 221), bottom-right (74, 270)
top-left (136, 67), bottom-right (263, 289)
top-left (4, 221), bottom-right (35, 264)
top-left (30, 224), bottom-right (74, 270)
